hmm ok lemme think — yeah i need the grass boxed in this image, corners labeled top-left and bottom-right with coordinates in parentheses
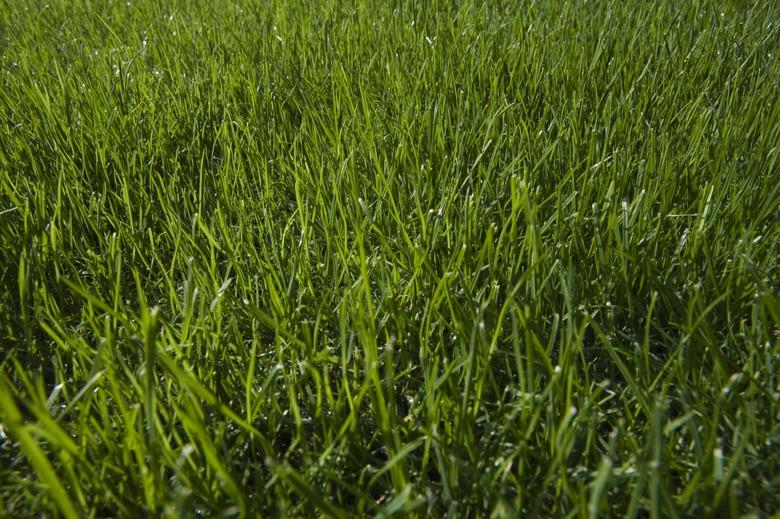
top-left (0, 0), bottom-right (778, 516)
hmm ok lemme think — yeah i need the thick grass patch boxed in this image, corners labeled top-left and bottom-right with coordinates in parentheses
top-left (1, 0), bottom-right (778, 516)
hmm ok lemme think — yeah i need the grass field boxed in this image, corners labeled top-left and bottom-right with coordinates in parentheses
top-left (1, 0), bottom-right (778, 516)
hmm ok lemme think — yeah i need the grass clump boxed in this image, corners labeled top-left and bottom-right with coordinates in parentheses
top-left (0, 0), bottom-right (778, 516)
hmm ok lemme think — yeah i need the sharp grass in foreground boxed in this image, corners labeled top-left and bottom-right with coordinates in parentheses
top-left (1, 0), bottom-right (779, 516)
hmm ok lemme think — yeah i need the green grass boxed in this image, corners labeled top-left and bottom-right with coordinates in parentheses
top-left (0, 0), bottom-right (778, 516)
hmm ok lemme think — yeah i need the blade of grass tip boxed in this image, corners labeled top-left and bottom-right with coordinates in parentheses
top-left (0, 376), bottom-right (80, 519)
top-left (626, 457), bottom-right (648, 519)
top-left (456, 316), bottom-right (479, 448)
top-left (650, 399), bottom-right (679, 519)
top-left (246, 339), bottom-right (258, 422)
top-left (588, 456), bottom-right (613, 519)
top-left (142, 305), bottom-right (161, 503)
top-left (642, 290), bottom-right (658, 378)
top-left (712, 429), bottom-right (748, 511)
top-left (590, 426), bottom-right (621, 518)
top-left (18, 249), bottom-right (30, 340)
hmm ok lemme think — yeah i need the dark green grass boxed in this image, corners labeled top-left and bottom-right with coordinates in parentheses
top-left (0, 0), bottom-right (778, 516)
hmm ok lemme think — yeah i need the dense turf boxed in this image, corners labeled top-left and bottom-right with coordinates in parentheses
top-left (1, 0), bottom-right (778, 516)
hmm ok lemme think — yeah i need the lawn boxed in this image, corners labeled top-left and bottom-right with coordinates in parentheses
top-left (0, 0), bottom-right (778, 516)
